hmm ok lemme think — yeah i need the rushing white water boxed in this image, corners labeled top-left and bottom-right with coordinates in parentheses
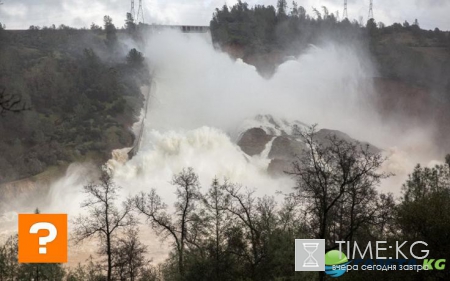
top-left (143, 32), bottom-right (377, 139)
top-left (108, 31), bottom-right (434, 195)
top-left (105, 31), bottom-right (373, 205)
top-left (0, 30), bottom-right (439, 263)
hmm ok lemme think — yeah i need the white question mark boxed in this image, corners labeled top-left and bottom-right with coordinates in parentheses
top-left (29, 222), bottom-right (58, 254)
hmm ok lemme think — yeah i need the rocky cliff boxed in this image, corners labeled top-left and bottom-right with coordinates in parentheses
top-left (237, 115), bottom-right (380, 176)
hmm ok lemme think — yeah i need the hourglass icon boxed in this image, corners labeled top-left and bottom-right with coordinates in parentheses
top-left (303, 243), bottom-right (319, 267)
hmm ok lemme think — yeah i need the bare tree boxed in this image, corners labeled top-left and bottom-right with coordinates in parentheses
top-left (74, 166), bottom-right (135, 281)
top-left (112, 228), bottom-right (148, 281)
top-left (0, 235), bottom-right (19, 281)
top-left (138, 265), bottom-right (161, 281)
top-left (66, 256), bottom-right (105, 281)
top-left (133, 167), bottom-right (201, 279)
top-left (373, 192), bottom-right (396, 238)
top-left (289, 125), bottom-right (388, 243)
top-left (201, 178), bottom-right (233, 280)
top-left (288, 125), bottom-right (388, 280)
top-left (221, 184), bottom-right (262, 279)
top-left (278, 195), bottom-right (302, 233)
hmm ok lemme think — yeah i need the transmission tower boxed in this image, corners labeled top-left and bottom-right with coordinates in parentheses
top-left (368, 0), bottom-right (374, 20)
top-left (130, 0), bottom-right (135, 20)
top-left (343, 0), bottom-right (348, 19)
top-left (136, 0), bottom-right (144, 23)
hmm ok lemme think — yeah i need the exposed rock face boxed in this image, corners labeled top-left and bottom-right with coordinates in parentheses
top-left (268, 136), bottom-right (305, 159)
top-left (237, 115), bottom-right (380, 176)
top-left (267, 136), bottom-right (306, 176)
top-left (237, 128), bottom-right (273, 156)
top-left (315, 129), bottom-right (380, 154)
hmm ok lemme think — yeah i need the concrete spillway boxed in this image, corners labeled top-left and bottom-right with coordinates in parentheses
top-left (128, 81), bottom-right (153, 159)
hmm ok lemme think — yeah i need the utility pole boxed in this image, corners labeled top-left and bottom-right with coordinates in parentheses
top-left (343, 0), bottom-right (348, 20)
top-left (131, 0), bottom-right (135, 20)
top-left (368, 0), bottom-right (374, 20)
top-left (137, 0), bottom-right (144, 23)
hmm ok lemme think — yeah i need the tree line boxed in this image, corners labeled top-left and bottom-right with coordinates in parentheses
top-left (211, 0), bottom-right (450, 54)
top-left (210, 1), bottom-right (450, 91)
top-left (1, 125), bottom-right (449, 280)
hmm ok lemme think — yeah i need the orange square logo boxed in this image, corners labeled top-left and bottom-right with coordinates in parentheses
top-left (18, 214), bottom-right (68, 263)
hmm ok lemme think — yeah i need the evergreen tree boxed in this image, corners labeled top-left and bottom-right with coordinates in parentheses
top-left (104, 15), bottom-right (117, 45)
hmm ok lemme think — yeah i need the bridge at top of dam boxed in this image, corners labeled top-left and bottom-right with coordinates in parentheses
top-left (138, 23), bottom-right (210, 33)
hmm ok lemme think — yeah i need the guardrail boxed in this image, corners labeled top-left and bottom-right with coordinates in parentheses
top-left (139, 24), bottom-right (210, 33)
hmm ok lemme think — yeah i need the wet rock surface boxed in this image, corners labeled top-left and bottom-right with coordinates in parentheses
top-left (237, 116), bottom-right (380, 176)
top-left (237, 128), bottom-right (273, 156)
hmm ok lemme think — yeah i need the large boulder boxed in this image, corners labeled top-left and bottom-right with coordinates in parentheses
top-left (268, 136), bottom-right (306, 159)
top-left (315, 129), bottom-right (381, 154)
top-left (266, 136), bottom-right (306, 176)
top-left (237, 128), bottom-right (273, 156)
top-left (237, 115), bottom-right (380, 176)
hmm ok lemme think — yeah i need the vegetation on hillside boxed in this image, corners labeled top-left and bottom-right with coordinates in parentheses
top-left (0, 15), bottom-right (149, 183)
top-left (210, 0), bottom-right (450, 93)
top-left (0, 2), bottom-right (449, 280)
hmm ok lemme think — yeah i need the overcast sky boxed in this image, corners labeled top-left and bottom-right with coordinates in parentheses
top-left (0, 0), bottom-right (449, 31)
